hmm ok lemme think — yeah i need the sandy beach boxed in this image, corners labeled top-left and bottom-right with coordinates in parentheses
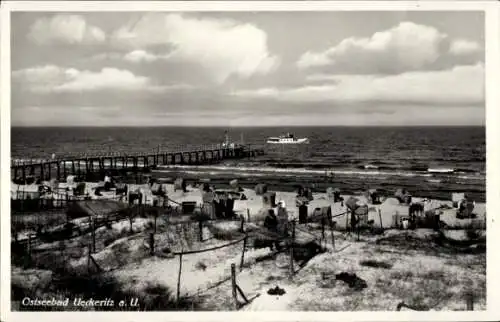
top-left (11, 178), bottom-right (486, 230)
top-left (10, 177), bottom-right (487, 311)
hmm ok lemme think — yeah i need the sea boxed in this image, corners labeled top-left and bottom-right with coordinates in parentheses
top-left (11, 126), bottom-right (486, 202)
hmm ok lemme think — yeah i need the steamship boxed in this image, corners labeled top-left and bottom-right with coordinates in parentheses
top-left (266, 133), bottom-right (310, 144)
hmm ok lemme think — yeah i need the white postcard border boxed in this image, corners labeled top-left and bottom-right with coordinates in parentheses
top-left (1, 1), bottom-right (499, 321)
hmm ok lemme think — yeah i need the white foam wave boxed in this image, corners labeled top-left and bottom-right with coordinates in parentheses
top-left (156, 164), bottom-right (435, 178)
top-left (457, 175), bottom-right (485, 180)
top-left (428, 168), bottom-right (454, 173)
top-left (12, 158), bottom-right (482, 181)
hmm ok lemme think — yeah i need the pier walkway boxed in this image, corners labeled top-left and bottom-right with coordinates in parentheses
top-left (11, 144), bottom-right (265, 182)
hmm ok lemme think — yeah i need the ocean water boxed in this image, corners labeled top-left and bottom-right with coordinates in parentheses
top-left (11, 126), bottom-right (486, 202)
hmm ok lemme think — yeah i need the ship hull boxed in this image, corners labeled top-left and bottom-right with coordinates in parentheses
top-left (266, 138), bottom-right (310, 144)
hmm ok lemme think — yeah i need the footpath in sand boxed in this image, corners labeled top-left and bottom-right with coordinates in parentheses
top-left (112, 238), bottom-right (271, 298)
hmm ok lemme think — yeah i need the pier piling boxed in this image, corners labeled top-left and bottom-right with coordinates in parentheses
top-left (11, 144), bottom-right (264, 182)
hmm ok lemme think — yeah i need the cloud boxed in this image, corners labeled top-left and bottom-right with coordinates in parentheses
top-left (88, 52), bottom-right (123, 61)
top-left (88, 50), bottom-right (167, 63)
top-left (28, 15), bottom-right (106, 45)
top-left (12, 65), bottom-right (188, 93)
top-left (449, 39), bottom-right (482, 56)
top-left (12, 65), bottom-right (66, 86)
top-left (112, 13), bottom-right (279, 83)
top-left (232, 63), bottom-right (484, 106)
top-left (297, 21), bottom-right (447, 74)
top-left (123, 50), bottom-right (166, 63)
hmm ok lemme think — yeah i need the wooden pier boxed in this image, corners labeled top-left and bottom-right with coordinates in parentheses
top-left (11, 144), bottom-right (265, 182)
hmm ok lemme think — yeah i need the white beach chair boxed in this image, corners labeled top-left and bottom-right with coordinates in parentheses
top-left (452, 192), bottom-right (465, 208)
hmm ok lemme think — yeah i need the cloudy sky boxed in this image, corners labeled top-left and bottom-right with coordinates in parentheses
top-left (11, 11), bottom-right (484, 127)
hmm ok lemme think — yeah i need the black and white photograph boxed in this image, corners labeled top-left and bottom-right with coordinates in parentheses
top-left (1, 1), bottom-right (498, 319)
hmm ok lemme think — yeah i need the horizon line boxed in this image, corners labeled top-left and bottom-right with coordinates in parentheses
top-left (10, 124), bottom-right (486, 128)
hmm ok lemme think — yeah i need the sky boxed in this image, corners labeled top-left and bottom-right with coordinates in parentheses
top-left (11, 11), bottom-right (485, 127)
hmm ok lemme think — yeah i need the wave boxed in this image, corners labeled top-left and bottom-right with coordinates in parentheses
top-left (456, 175), bottom-right (485, 180)
top-left (155, 164), bottom-right (483, 180)
top-left (179, 170), bottom-right (268, 177)
top-left (455, 168), bottom-right (480, 174)
top-left (11, 158), bottom-right (484, 181)
top-left (12, 156), bottom-right (483, 172)
top-left (427, 168), bottom-right (455, 173)
top-left (241, 159), bottom-right (484, 175)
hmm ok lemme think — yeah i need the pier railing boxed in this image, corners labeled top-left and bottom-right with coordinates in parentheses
top-left (11, 143), bottom-right (256, 167)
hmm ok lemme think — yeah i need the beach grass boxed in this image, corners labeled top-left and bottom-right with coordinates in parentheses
top-left (288, 232), bottom-right (485, 311)
top-left (12, 269), bottom-right (200, 311)
top-left (10, 182), bottom-right (487, 311)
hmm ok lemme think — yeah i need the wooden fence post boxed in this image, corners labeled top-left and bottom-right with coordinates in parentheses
top-left (87, 243), bottom-right (92, 275)
top-left (25, 234), bottom-right (32, 267)
top-left (27, 233), bottom-right (32, 256)
top-left (378, 209), bottom-right (384, 230)
top-left (90, 216), bottom-right (96, 253)
top-left (330, 221), bottom-right (335, 250)
top-left (198, 220), bottom-right (203, 242)
top-left (240, 235), bottom-right (247, 271)
top-left (149, 232), bottom-right (155, 256)
top-left (240, 216), bottom-right (245, 233)
top-left (231, 263), bottom-right (238, 309)
top-left (466, 291), bottom-right (474, 310)
top-left (357, 219), bottom-right (360, 242)
top-left (345, 210), bottom-right (350, 234)
top-left (247, 208), bottom-right (250, 222)
top-left (321, 216), bottom-right (325, 246)
top-left (289, 220), bottom-right (295, 279)
top-left (177, 251), bottom-right (183, 304)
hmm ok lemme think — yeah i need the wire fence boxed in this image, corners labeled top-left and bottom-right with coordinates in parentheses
top-left (13, 202), bottom-right (334, 310)
top-left (12, 192), bottom-right (483, 311)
